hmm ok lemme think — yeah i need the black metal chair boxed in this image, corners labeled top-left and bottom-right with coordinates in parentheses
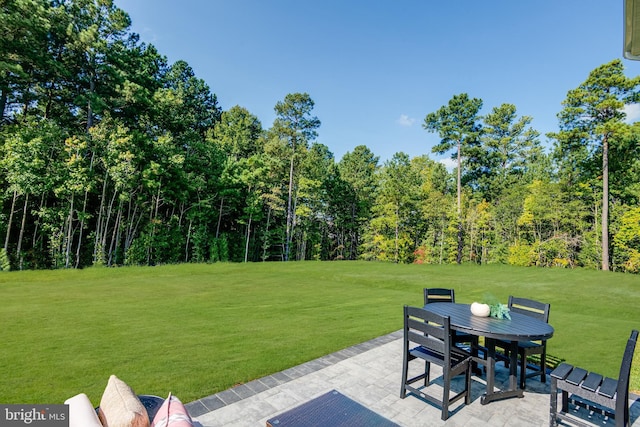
top-left (493, 296), bottom-right (550, 389)
top-left (400, 305), bottom-right (472, 421)
top-left (424, 288), bottom-right (482, 373)
top-left (550, 329), bottom-right (638, 427)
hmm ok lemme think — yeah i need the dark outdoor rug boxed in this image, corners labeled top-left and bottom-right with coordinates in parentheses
top-left (266, 389), bottom-right (399, 427)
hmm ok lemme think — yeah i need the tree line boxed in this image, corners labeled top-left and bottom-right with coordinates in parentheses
top-left (2, 0), bottom-right (640, 272)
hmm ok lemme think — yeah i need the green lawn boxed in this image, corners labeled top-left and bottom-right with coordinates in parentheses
top-left (0, 262), bottom-right (638, 405)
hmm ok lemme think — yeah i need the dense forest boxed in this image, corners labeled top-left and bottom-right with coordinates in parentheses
top-left (2, 0), bottom-right (640, 272)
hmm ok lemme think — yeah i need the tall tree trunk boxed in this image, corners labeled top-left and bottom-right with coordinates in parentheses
top-left (114, 206), bottom-right (125, 265)
top-left (93, 171), bottom-right (109, 264)
top-left (0, 89), bottom-right (7, 125)
top-left (64, 195), bottom-right (75, 268)
top-left (299, 229), bottom-right (306, 261)
top-left (108, 203), bottom-right (122, 266)
top-left (32, 193), bottom-right (46, 250)
top-left (101, 190), bottom-right (118, 264)
top-left (594, 201), bottom-right (600, 265)
top-left (215, 196), bottom-right (224, 239)
top-left (146, 186), bottom-right (162, 265)
top-left (468, 221), bottom-right (475, 262)
top-left (350, 202), bottom-right (357, 260)
top-left (602, 135), bottom-right (610, 271)
top-left (75, 190), bottom-right (90, 268)
top-left (125, 200), bottom-right (136, 255)
top-left (75, 152), bottom-right (95, 267)
top-left (4, 190), bottom-right (17, 251)
top-left (285, 154), bottom-right (295, 261)
top-left (290, 187), bottom-right (299, 260)
top-left (43, 79), bottom-right (57, 120)
top-left (456, 140), bottom-right (463, 264)
top-left (244, 212), bottom-right (252, 263)
top-left (456, 140), bottom-right (462, 213)
top-left (261, 206), bottom-right (272, 262)
top-left (456, 223), bottom-right (464, 263)
top-left (21, 82), bottom-right (32, 122)
top-left (125, 198), bottom-right (142, 254)
top-left (185, 219), bottom-right (192, 262)
top-left (17, 193), bottom-right (29, 270)
top-left (87, 77), bottom-right (95, 130)
top-left (482, 231), bottom-right (488, 264)
top-left (394, 207), bottom-right (400, 263)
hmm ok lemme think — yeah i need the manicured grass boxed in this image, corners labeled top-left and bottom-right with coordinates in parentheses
top-left (0, 262), bottom-right (638, 405)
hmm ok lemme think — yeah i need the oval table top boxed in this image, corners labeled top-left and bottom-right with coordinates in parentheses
top-left (423, 302), bottom-right (554, 341)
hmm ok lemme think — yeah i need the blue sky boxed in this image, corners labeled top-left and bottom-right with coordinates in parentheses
top-left (115, 0), bottom-right (640, 164)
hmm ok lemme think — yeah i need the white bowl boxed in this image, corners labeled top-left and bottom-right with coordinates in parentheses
top-left (470, 302), bottom-right (490, 317)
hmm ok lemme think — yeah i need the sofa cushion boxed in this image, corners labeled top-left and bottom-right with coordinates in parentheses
top-left (64, 393), bottom-right (103, 427)
top-left (98, 375), bottom-right (150, 427)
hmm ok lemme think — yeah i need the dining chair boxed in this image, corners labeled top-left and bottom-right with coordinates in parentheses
top-left (424, 288), bottom-right (482, 373)
top-left (550, 329), bottom-right (638, 427)
top-left (423, 288), bottom-right (458, 304)
top-left (493, 296), bottom-right (551, 389)
top-left (400, 305), bottom-right (472, 421)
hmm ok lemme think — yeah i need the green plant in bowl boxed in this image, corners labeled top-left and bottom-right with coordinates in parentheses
top-left (483, 294), bottom-right (511, 320)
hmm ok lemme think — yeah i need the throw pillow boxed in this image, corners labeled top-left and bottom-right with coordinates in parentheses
top-left (151, 393), bottom-right (193, 427)
top-left (98, 374), bottom-right (150, 427)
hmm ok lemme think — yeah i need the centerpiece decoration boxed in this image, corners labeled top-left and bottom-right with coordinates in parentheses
top-left (470, 295), bottom-right (511, 320)
top-left (470, 302), bottom-right (490, 317)
top-left (488, 301), bottom-right (511, 319)
top-left (485, 294), bottom-right (511, 319)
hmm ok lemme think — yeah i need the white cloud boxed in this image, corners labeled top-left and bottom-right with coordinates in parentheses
top-left (438, 157), bottom-right (457, 171)
top-left (623, 103), bottom-right (640, 123)
top-left (396, 114), bottom-right (416, 127)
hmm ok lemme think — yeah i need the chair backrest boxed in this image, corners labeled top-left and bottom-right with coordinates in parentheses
top-left (424, 288), bottom-right (455, 305)
top-left (616, 329), bottom-right (639, 403)
top-left (508, 296), bottom-right (550, 323)
top-left (403, 305), bottom-right (452, 358)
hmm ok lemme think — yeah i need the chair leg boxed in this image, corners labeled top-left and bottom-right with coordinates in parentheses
top-left (561, 390), bottom-right (569, 414)
top-left (549, 378), bottom-right (558, 426)
top-left (615, 389), bottom-right (629, 427)
top-left (441, 373), bottom-right (450, 421)
top-left (465, 362), bottom-right (472, 405)
top-left (540, 349), bottom-right (547, 383)
top-left (425, 360), bottom-right (430, 386)
top-left (400, 349), bottom-right (408, 398)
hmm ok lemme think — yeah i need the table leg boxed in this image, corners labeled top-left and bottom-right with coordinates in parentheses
top-left (480, 339), bottom-right (524, 405)
top-left (508, 340), bottom-right (520, 392)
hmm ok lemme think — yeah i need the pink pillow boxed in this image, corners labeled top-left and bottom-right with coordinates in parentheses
top-left (151, 393), bottom-right (193, 427)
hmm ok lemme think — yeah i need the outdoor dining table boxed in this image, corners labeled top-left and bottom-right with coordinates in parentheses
top-left (423, 302), bottom-right (554, 404)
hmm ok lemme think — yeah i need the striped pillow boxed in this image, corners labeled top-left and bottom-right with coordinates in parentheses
top-left (151, 393), bottom-right (193, 427)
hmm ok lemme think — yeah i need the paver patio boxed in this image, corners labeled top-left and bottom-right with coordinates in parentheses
top-left (186, 331), bottom-right (640, 427)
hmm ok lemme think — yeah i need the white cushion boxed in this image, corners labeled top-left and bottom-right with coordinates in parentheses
top-left (64, 393), bottom-right (103, 427)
